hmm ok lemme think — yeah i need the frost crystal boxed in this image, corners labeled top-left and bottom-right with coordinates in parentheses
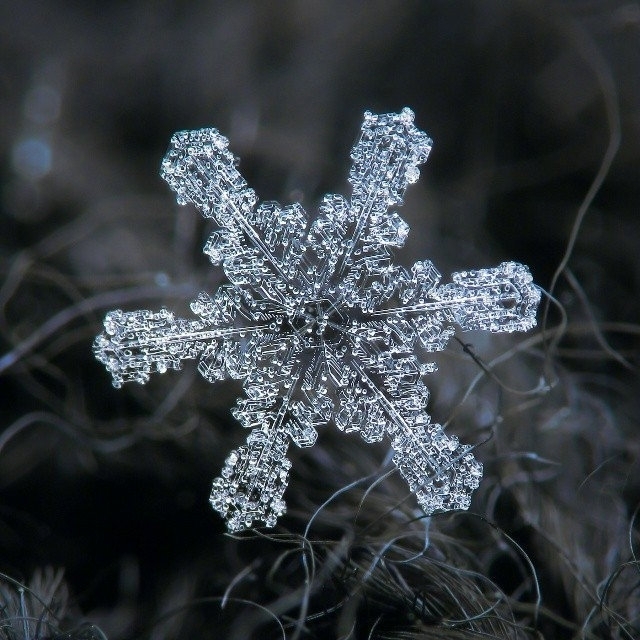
top-left (94, 108), bottom-right (540, 533)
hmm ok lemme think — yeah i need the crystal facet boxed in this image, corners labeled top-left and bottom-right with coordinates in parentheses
top-left (94, 109), bottom-right (540, 532)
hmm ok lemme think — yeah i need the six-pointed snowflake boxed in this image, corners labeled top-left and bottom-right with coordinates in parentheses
top-left (94, 108), bottom-right (540, 533)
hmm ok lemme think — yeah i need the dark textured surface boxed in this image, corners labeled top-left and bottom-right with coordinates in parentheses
top-left (0, 1), bottom-right (638, 638)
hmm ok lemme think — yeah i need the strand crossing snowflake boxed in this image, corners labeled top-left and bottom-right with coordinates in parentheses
top-left (94, 108), bottom-right (540, 533)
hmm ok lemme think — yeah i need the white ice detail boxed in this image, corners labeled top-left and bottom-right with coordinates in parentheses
top-left (94, 108), bottom-right (540, 533)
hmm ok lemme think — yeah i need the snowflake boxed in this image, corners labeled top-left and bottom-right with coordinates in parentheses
top-left (94, 108), bottom-right (540, 533)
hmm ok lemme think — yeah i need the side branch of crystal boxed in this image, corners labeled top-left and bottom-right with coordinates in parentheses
top-left (94, 108), bottom-right (540, 532)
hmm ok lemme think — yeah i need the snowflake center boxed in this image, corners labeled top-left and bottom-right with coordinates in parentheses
top-left (286, 300), bottom-right (344, 345)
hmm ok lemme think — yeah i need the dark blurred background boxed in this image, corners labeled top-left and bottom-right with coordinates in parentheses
top-left (0, 1), bottom-right (638, 638)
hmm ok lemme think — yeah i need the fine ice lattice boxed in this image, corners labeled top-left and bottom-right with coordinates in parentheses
top-left (94, 108), bottom-right (540, 533)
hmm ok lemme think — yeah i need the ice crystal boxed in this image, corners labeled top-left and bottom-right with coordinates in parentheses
top-left (94, 108), bottom-right (540, 533)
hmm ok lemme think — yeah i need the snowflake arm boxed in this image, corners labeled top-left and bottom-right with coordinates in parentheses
top-left (93, 285), bottom-right (273, 387)
top-left (328, 109), bottom-right (432, 310)
top-left (211, 356), bottom-right (302, 532)
top-left (94, 108), bottom-right (540, 532)
top-left (161, 127), bottom-right (308, 308)
top-left (345, 354), bottom-right (482, 513)
top-left (339, 108), bottom-right (431, 273)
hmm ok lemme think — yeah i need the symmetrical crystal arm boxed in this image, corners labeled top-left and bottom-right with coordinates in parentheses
top-left (92, 291), bottom-right (276, 388)
top-left (337, 351), bottom-right (482, 513)
top-left (335, 108), bottom-right (432, 280)
top-left (210, 423), bottom-right (291, 533)
top-left (160, 128), bottom-right (309, 301)
top-left (369, 261), bottom-right (540, 334)
top-left (93, 308), bottom-right (210, 387)
top-left (434, 261), bottom-right (540, 333)
top-left (210, 360), bottom-right (304, 532)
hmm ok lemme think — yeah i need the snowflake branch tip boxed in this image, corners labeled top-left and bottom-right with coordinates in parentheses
top-left (94, 108), bottom-right (540, 532)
